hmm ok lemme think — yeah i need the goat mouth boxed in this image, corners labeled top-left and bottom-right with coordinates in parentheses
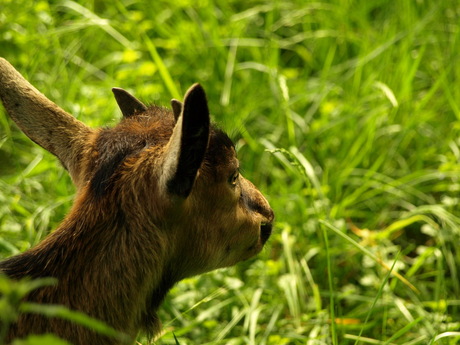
top-left (260, 223), bottom-right (273, 244)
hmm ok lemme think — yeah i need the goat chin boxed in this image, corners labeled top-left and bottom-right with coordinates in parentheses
top-left (0, 57), bottom-right (274, 345)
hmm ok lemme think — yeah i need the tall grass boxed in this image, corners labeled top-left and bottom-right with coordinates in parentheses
top-left (1, 0), bottom-right (459, 344)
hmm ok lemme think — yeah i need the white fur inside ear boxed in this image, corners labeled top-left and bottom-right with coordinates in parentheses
top-left (160, 83), bottom-right (209, 198)
top-left (159, 114), bottom-right (183, 195)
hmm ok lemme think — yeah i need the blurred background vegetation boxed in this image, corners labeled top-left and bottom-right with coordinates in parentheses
top-left (1, 0), bottom-right (460, 344)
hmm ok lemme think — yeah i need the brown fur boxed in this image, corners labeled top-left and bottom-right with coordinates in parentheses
top-left (0, 58), bottom-right (274, 344)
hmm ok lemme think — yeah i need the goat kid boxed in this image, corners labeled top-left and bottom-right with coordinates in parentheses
top-left (0, 58), bottom-right (274, 344)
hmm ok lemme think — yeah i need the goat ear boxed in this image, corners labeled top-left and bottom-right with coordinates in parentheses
top-left (112, 87), bottom-right (147, 117)
top-left (162, 84), bottom-right (210, 198)
top-left (0, 58), bottom-right (92, 189)
top-left (170, 99), bottom-right (183, 122)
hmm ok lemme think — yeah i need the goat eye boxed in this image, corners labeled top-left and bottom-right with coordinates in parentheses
top-left (228, 171), bottom-right (239, 186)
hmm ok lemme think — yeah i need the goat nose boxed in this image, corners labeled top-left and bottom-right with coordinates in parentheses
top-left (247, 196), bottom-right (274, 222)
top-left (266, 207), bottom-right (275, 223)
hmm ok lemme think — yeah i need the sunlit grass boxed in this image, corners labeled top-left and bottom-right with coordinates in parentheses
top-left (1, 0), bottom-right (460, 344)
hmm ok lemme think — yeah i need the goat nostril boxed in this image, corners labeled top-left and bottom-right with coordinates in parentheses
top-left (268, 209), bottom-right (275, 223)
top-left (260, 223), bottom-right (273, 244)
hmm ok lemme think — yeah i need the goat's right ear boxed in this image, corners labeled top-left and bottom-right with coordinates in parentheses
top-left (161, 84), bottom-right (210, 198)
top-left (0, 58), bottom-right (92, 189)
top-left (112, 87), bottom-right (147, 117)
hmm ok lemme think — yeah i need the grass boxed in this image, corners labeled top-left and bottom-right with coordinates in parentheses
top-left (1, 0), bottom-right (460, 344)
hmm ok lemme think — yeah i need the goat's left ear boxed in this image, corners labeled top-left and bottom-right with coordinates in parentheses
top-left (161, 83), bottom-right (210, 198)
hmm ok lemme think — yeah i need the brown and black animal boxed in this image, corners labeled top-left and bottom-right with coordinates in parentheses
top-left (0, 57), bottom-right (274, 344)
